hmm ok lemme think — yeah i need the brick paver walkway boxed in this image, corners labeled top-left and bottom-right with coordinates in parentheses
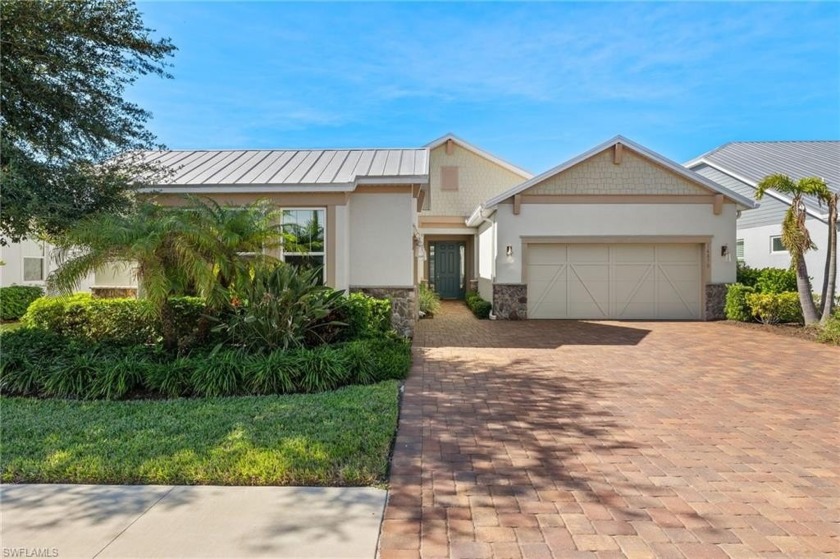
top-left (379, 302), bottom-right (840, 558)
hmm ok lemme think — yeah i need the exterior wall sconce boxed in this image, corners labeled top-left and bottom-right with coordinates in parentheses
top-left (506, 245), bottom-right (513, 257)
top-left (720, 245), bottom-right (729, 257)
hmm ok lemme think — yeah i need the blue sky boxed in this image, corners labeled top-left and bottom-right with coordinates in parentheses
top-left (131, 2), bottom-right (840, 173)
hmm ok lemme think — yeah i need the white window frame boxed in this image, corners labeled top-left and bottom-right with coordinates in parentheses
top-left (22, 242), bottom-right (47, 283)
top-left (736, 239), bottom-right (745, 262)
top-left (281, 207), bottom-right (327, 283)
top-left (770, 235), bottom-right (787, 254)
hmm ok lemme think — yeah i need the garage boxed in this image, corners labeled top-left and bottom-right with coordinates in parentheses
top-left (526, 243), bottom-right (703, 319)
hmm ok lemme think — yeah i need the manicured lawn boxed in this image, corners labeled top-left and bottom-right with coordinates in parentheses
top-left (1, 381), bottom-right (399, 486)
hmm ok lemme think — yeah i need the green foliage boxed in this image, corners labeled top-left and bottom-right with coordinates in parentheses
top-left (189, 349), bottom-right (246, 398)
top-left (1, 382), bottom-right (400, 486)
top-left (745, 292), bottom-right (803, 325)
top-left (361, 337), bottom-right (412, 380)
top-left (21, 294), bottom-right (206, 347)
top-left (339, 293), bottom-right (392, 340)
top-left (737, 263), bottom-right (797, 293)
top-left (48, 198), bottom-right (286, 350)
top-left (755, 268), bottom-right (798, 294)
top-left (0, 285), bottom-right (43, 320)
top-left (735, 262), bottom-right (761, 288)
top-left (0, 330), bottom-right (411, 400)
top-left (725, 284), bottom-right (755, 322)
top-left (0, 0), bottom-right (176, 241)
top-left (418, 283), bottom-right (442, 316)
top-left (465, 291), bottom-right (492, 319)
top-left (217, 264), bottom-right (346, 351)
top-left (817, 317), bottom-right (840, 345)
top-left (295, 345), bottom-right (352, 393)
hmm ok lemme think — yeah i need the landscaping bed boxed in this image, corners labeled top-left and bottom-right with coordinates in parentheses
top-left (0, 381), bottom-right (399, 486)
top-left (722, 320), bottom-right (823, 343)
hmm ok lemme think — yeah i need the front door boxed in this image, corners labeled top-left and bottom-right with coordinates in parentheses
top-left (432, 241), bottom-right (464, 299)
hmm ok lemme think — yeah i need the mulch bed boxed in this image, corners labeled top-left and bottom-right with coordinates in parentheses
top-left (721, 320), bottom-right (822, 343)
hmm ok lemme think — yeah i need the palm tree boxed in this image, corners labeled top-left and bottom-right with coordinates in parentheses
top-left (818, 190), bottom-right (837, 324)
top-left (755, 174), bottom-right (832, 325)
top-left (49, 197), bottom-right (287, 349)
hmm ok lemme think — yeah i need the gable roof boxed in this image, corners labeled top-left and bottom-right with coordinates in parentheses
top-left (480, 135), bottom-right (758, 211)
top-left (425, 133), bottom-right (533, 179)
top-left (686, 141), bottom-right (840, 220)
top-left (137, 148), bottom-right (429, 193)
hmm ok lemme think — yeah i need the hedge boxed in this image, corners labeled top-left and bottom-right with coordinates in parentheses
top-left (736, 264), bottom-right (797, 293)
top-left (465, 291), bottom-right (492, 319)
top-left (0, 285), bottom-right (44, 321)
top-left (22, 294), bottom-right (205, 346)
top-left (724, 284), bottom-right (755, 322)
top-left (0, 328), bottom-right (411, 399)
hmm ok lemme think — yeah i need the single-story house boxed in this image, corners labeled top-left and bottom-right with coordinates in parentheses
top-left (686, 141), bottom-right (839, 290)
top-left (2, 134), bottom-right (760, 335)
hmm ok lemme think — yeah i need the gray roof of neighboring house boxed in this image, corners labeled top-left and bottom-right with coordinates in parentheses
top-left (137, 148), bottom-right (429, 189)
top-left (686, 142), bottom-right (840, 215)
top-left (688, 141), bottom-right (839, 188)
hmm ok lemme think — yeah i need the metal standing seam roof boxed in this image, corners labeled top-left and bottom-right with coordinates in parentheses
top-left (137, 148), bottom-right (429, 188)
top-left (687, 141), bottom-right (840, 215)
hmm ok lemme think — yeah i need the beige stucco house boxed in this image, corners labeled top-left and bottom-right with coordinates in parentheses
top-left (10, 134), bottom-right (754, 335)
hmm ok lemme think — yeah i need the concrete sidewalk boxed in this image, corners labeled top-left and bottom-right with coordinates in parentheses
top-left (1, 484), bottom-right (386, 559)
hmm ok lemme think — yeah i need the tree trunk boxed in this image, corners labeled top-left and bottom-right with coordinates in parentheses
top-left (820, 196), bottom-right (837, 324)
top-left (160, 298), bottom-right (179, 353)
top-left (795, 254), bottom-right (820, 325)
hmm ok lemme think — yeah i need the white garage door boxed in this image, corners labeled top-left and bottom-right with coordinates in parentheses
top-left (527, 244), bottom-right (702, 320)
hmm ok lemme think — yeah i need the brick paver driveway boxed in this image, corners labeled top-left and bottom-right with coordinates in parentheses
top-left (379, 302), bottom-right (839, 559)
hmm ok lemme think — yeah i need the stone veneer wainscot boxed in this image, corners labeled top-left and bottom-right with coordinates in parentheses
top-left (492, 284), bottom-right (527, 320)
top-left (704, 283), bottom-right (728, 321)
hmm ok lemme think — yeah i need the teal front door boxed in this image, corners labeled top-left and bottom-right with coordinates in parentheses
top-left (432, 242), bottom-right (464, 299)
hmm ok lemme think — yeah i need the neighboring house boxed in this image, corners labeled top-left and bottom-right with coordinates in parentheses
top-left (0, 238), bottom-right (93, 293)
top-left (686, 141), bottom-right (839, 291)
top-left (468, 136), bottom-right (755, 321)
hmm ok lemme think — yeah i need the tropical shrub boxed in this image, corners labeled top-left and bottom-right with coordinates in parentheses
top-left (48, 198), bottom-right (288, 350)
top-left (817, 316), bottom-right (840, 345)
top-left (724, 284), bottom-right (755, 322)
top-left (343, 293), bottom-right (391, 339)
top-left (736, 262), bottom-right (761, 287)
top-left (745, 292), bottom-right (803, 324)
top-left (21, 294), bottom-right (205, 347)
top-left (465, 291), bottom-right (492, 319)
top-left (754, 268), bottom-right (798, 294)
top-left (0, 329), bottom-right (411, 399)
top-left (217, 264), bottom-right (346, 352)
top-left (0, 285), bottom-right (44, 321)
top-left (418, 283), bottom-right (441, 316)
top-left (736, 263), bottom-right (797, 293)
top-left (312, 292), bottom-right (392, 345)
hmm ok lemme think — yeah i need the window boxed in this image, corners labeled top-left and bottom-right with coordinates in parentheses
top-left (736, 239), bottom-right (745, 261)
top-left (23, 243), bottom-right (46, 282)
top-left (282, 209), bottom-right (326, 283)
top-left (770, 236), bottom-right (787, 253)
